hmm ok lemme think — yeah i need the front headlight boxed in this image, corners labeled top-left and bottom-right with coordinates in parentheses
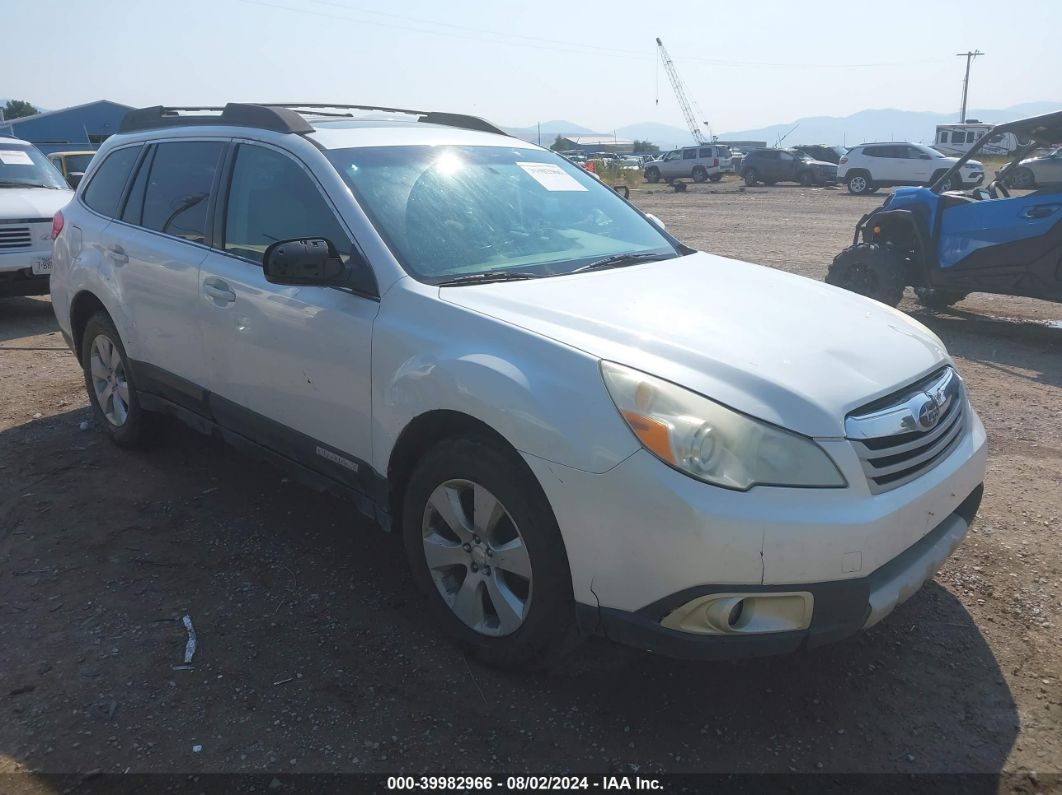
top-left (601, 362), bottom-right (846, 490)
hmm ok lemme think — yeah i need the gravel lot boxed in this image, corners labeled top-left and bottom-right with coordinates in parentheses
top-left (1, 180), bottom-right (1059, 788)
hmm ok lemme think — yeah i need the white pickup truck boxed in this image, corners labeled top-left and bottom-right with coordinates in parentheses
top-left (0, 135), bottom-right (73, 297)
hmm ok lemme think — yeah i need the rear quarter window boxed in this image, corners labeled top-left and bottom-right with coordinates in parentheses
top-left (140, 141), bottom-right (224, 243)
top-left (82, 145), bottom-right (142, 218)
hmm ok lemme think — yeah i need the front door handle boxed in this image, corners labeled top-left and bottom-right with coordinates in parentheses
top-left (106, 245), bottom-right (128, 265)
top-left (1021, 204), bottom-right (1060, 220)
top-left (202, 279), bottom-right (236, 304)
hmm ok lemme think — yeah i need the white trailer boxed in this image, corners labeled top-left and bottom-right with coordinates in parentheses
top-left (934, 123), bottom-right (1020, 156)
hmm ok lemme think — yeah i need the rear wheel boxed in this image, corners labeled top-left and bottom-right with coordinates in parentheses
top-left (80, 312), bottom-right (160, 448)
top-left (402, 436), bottom-right (577, 670)
top-left (743, 169), bottom-right (759, 186)
top-left (708, 172), bottom-right (722, 183)
top-left (645, 167), bottom-right (660, 184)
top-left (826, 243), bottom-right (906, 307)
top-left (914, 287), bottom-right (968, 309)
top-left (692, 166), bottom-right (708, 183)
top-left (847, 173), bottom-right (873, 195)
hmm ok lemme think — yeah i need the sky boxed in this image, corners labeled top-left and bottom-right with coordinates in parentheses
top-left (3, 0), bottom-right (1059, 135)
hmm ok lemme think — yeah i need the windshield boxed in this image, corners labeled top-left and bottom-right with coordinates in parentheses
top-left (0, 143), bottom-right (68, 189)
top-left (327, 145), bottom-right (679, 283)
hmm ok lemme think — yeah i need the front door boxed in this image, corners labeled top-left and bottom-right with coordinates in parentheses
top-left (937, 191), bottom-right (1062, 300)
top-left (197, 141), bottom-right (380, 490)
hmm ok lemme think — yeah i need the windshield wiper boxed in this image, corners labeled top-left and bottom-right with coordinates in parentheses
top-left (436, 271), bottom-right (539, 286)
top-left (0, 181), bottom-right (58, 189)
top-left (569, 252), bottom-right (674, 274)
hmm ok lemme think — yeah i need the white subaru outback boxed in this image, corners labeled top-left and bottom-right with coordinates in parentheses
top-left (50, 104), bottom-right (987, 669)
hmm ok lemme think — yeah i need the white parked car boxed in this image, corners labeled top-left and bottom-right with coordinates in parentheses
top-left (644, 144), bottom-right (730, 183)
top-left (51, 103), bottom-right (987, 668)
top-left (0, 135), bottom-right (74, 297)
top-left (838, 142), bottom-right (984, 195)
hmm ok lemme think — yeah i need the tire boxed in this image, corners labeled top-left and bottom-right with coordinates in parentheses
top-left (692, 166), bottom-right (707, 183)
top-left (1009, 167), bottom-right (1035, 189)
top-left (847, 173), bottom-right (873, 195)
top-left (743, 170), bottom-right (758, 187)
top-left (80, 311), bottom-right (160, 448)
top-left (799, 171), bottom-right (813, 187)
top-left (645, 167), bottom-right (660, 184)
top-left (402, 436), bottom-right (577, 670)
top-left (914, 287), bottom-right (968, 309)
top-left (826, 243), bottom-right (906, 307)
top-left (708, 172), bottom-right (722, 183)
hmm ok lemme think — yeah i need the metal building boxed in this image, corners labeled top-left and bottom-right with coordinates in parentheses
top-left (0, 100), bottom-right (133, 154)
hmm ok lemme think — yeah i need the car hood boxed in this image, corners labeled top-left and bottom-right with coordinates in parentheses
top-left (441, 252), bottom-right (950, 437)
top-left (0, 186), bottom-right (73, 219)
top-left (805, 159), bottom-right (836, 169)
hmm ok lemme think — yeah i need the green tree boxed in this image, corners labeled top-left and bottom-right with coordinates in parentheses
top-left (550, 134), bottom-right (569, 152)
top-left (632, 139), bottom-right (660, 155)
top-left (3, 100), bottom-right (38, 120)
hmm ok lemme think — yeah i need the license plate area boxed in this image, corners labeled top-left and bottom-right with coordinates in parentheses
top-left (31, 258), bottom-right (52, 276)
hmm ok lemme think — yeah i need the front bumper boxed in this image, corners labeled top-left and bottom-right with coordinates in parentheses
top-left (576, 485), bottom-right (981, 659)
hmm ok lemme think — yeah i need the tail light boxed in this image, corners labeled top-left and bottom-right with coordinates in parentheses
top-left (713, 158), bottom-right (719, 167)
top-left (839, 156), bottom-right (848, 164)
top-left (51, 210), bottom-right (64, 240)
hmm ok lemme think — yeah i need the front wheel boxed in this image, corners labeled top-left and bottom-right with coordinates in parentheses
top-left (402, 436), bottom-right (577, 670)
top-left (743, 170), bottom-right (759, 186)
top-left (826, 243), bottom-right (906, 307)
top-left (847, 173), bottom-right (873, 195)
top-left (799, 171), bottom-right (813, 187)
top-left (914, 287), bottom-right (968, 309)
top-left (645, 167), bottom-right (660, 184)
top-left (1009, 167), bottom-right (1035, 189)
top-left (80, 312), bottom-right (160, 448)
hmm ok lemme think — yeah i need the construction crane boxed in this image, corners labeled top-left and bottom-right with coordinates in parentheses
top-left (655, 37), bottom-right (710, 145)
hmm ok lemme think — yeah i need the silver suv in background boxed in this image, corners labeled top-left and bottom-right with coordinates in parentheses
top-left (644, 144), bottom-right (731, 183)
top-left (51, 103), bottom-right (986, 670)
top-left (838, 142), bottom-right (984, 195)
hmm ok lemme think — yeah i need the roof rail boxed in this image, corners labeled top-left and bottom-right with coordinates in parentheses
top-left (119, 104), bottom-right (315, 134)
top-left (264, 103), bottom-right (509, 136)
top-left (118, 102), bottom-right (510, 138)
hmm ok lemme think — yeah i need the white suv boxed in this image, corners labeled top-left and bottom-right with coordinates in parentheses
top-left (51, 104), bottom-right (987, 669)
top-left (644, 145), bottom-right (730, 184)
top-left (838, 142), bottom-right (984, 195)
top-left (1, 135), bottom-right (73, 297)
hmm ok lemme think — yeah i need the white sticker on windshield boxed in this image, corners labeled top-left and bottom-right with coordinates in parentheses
top-left (0, 150), bottom-right (34, 166)
top-left (517, 162), bottom-right (588, 192)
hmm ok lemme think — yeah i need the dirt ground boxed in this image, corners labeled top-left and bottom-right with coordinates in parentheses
top-left (1, 180), bottom-right (1059, 789)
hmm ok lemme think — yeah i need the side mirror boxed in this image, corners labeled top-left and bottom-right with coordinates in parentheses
top-left (263, 238), bottom-right (377, 296)
top-left (646, 213), bottom-right (666, 231)
top-left (67, 172), bottom-right (84, 188)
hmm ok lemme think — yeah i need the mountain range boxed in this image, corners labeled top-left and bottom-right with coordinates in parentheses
top-left (505, 101), bottom-right (1061, 149)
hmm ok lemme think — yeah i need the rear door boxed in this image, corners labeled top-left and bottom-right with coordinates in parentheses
top-left (197, 141), bottom-right (379, 490)
top-left (103, 140), bottom-right (224, 404)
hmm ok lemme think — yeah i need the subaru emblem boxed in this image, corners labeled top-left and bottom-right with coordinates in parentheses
top-left (916, 393), bottom-right (940, 430)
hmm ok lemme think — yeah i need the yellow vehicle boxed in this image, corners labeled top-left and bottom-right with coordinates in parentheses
top-left (47, 150), bottom-right (96, 188)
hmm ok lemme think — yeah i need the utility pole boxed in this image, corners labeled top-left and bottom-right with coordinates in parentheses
top-left (955, 50), bottom-right (983, 123)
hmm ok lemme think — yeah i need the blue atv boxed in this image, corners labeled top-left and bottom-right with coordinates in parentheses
top-left (826, 110), bottom-right (1062, 308)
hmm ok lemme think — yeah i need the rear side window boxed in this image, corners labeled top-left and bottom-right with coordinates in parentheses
top-left (223, 145), bottom-right (351, 265)
top-left (682, 149), bottom-right (697, 160)
top-left (698, 148), bottom-right (712, 158)
top-left (141, 141), bottom-right (223, 243)
top-left (82, 146), bottom-right (141, 218)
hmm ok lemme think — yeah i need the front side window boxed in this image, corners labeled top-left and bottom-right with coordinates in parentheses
top-left (141, 141), bottom-right (223, 243)
top-left (224, 145), bottom-right (350, 265)
top-left (0, 142), bottom-right (68, 190)
top-left (663, 151), bottom-right (680, 161)
top-left (327, 145), bottom-right (678, 283)
top-left (82, 145), bottom-right (141, 217)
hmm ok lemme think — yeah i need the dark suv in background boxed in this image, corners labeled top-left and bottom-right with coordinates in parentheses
top-left (739, 148), bottom-right (837, 187)
top-left (792, 144), bottom-right (846, 165)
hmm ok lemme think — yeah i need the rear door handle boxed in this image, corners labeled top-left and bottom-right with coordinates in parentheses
top-left (202, 279), bottom-right (236, 304)
top-left (106, 245), bottom-right (128, 265)
top-left (1021, 204), bottom-right (1060, 220)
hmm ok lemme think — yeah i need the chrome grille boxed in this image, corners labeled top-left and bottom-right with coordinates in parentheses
top-left (0, 225), bottom-right (32, 249)
top-left (845, 367), bottom-right (967, 493)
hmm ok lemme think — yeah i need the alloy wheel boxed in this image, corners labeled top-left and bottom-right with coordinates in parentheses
top-left (421, 479), bottom-right (532, 637)
top-left (849, 175), bottom-right (867, 194)
top-left (89, 334), bottom-right (130, 427)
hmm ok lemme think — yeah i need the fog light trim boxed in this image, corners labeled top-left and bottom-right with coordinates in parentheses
top-left (660, 591), bottom-right (814, 636)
